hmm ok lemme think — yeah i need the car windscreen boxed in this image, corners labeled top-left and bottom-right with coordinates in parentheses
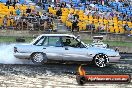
top-left (33, 36), bottom-right (47, 46)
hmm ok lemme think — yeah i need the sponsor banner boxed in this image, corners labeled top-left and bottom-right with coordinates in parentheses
top-left (76, 65), bottom-right (131, 85)
top-left (85, 74), bottom-right (131, 83)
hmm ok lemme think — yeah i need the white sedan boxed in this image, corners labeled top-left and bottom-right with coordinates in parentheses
top-left (14, 34), bottom-right (120, 67)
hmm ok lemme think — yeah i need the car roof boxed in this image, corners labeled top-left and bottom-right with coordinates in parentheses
top-left (40, 34), bottom-right (75, 37)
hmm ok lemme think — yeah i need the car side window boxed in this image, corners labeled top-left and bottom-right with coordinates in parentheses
top-left (62, 37), bottom-right (84, 48)
top-left (48, 37), bottom-right (62, 47)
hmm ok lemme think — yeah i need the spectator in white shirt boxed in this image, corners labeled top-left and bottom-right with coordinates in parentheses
top-left (67, 13), bottom-right (73, 21)
top-left (41, 13), bottom-right (48, 20)
top-left (84, 8), bottom-right (90, 15)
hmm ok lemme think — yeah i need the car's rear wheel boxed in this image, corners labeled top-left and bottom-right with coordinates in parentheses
top-left (94, 54), bottom-right (109, 68)
top-left (31, 52), bottom-right (47, 64)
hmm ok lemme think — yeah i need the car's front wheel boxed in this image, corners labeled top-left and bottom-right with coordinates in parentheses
top-left (31, 52), bottom-right (47, 64)
top-left (94, 54), bottom-right (109, 68)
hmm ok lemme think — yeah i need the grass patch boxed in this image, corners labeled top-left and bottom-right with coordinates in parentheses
top-left (0, 36), bottom-right (33, 43)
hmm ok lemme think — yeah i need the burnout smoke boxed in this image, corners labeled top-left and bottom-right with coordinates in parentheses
top-left (0, 44), bottom-right (32, 64)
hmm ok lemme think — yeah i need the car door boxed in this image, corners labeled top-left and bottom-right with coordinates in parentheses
top-left (62, 37), bottom-right (90, 61)
top-left (42, 36), bottom-right (63, 61)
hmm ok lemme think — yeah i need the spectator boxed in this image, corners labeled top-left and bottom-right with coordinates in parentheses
top-left (35, 12), bottom-right (41, 18)
top-left (67, 13), bottom-right (73, 21)
top-left (73, 11), bottom-right (79, 20)
top-left (41, 20), bottom-right (48, 30)
top-left (87, 21), bottom-right (95, 31)
top-left (41, 13), bottom-right (48, 20)
top-left (123, 13), bottom-right (127, 20)
top-left (26, 6), bottom-right (31, 14)
top-left (21, 14), bottom-right (26, 19)
top-left (3, 15), bottom-right (8, 30)
top-left (63, 39), bottom-right (71, 46)
top-left (6, 0), bottom-right (11, 9)
top-left (9, 11), bottom-right (14, 19)
top-left (90, 21), bottom-right (95, 31)
top-left (109, 10), bottom-right (114, 18)
top-left (56, 7), bottom-right (62, 16)
top-left (47, 15), bottom-right (53, 30)
top-left (28, 13), bottom-right (35, 17)
top-left (55, 4), bottom-right (60, 11)
top-left (84, 8), bottom-right (90, 16)
top-left (16, 8), bottom-right (21, 16)
top-left (61, 2), bottom-right (66, 8)
top-left (118, 13), bottom-right (123, 20)
top-left (13, 0), bottom-right (18, 9)
top-left (72, 16), bottom-right (79, 32)
top-left (124, 23), bottom-right (132, 31)
top-left (97, 23), bottom-right (105, 32)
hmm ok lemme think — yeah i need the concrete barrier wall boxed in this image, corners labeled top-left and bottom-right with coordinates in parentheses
top-left (110, 46), bottom-right (132, 53)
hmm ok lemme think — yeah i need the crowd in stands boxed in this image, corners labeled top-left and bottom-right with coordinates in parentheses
top-left (0, 0), bottom-right (54, 31)
top-left (47, 0), bottom-right (132, 35)
top-left (0, 0), bottom-right (131, 35)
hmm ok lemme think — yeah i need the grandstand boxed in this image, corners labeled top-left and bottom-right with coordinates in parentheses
top-left (0, 0), bottom-right (131, 35)
top-left (46, 0), bottom-right (132, 35)
top-left (0, 0), bottom-right (41, 30)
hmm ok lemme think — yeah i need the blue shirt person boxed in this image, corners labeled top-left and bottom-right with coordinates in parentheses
top-left (16, 8), bottom-right (21, 16)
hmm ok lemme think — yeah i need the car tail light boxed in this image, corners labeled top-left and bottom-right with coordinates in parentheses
top-left (14, 47), bottom-right (18, 53)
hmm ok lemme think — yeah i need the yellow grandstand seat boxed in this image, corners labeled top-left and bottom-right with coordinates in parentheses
top-left (114, 26), bottom-right (119, 33)
top-left (79, 16), bottom-right (83, 21)
top-left (103, 19), bottom-right (108, 25)
top-left (30, 5), bottom-right (35, 10)
top-left (131, 30), bottom-right (132, 34)
top-left (0, 16), bottom-right (3, 26)
top-left (62, 8), bottom-right (69, 14)
top-left (74, 9), bottom-right (79, 15)
top-left (103, 24), bottom-right (107, 31)
top-left (62, 12), bottom-right (68, 16)
top-left (127, 22), bottom-right (132, 28)
top-left (0, 3), bottom-right (5, 6)
top-left (108, 20), bottom-right (113, 26)
top-left (109, 25), bottom-right (115, 33)
top-left (52, 9), bottom-right (57, 15)
top-left (123, 21), bottom-right (127, 25)
top-left (83, 15), bottom-right (88, 21)
top-left (69, 8), bottom-right (74, 13)
top-left (113, 16), bottom-right (118, 21)
top-left (64, 8), bottom-right (68, 12)
top-left (9, 6), bottom-right (15, 10)
top-left (82, 22), bottom-right (86, 31)
top-left (98, 18), bottom-right (103, 25)
top-left (89, 15), bottom-right (93, 24)
top-left (114, 22), bottom-right (118, 26)
top-left (78, 10), bottom-right (84, 15)
top-left (93, 19), bottom-right (98, 30)
top-left (61, 16), bottom-right (67, 23)
top-left (118, 21), bottom-right (123, 26)
top-left (66, 20), bottom-right (68, 27)
top-left (119, 26), bottom-right (125, 34)
top-left (48, 7), bottom-right (53, 13)
top-left (77, 21), bottom-right (83, 31)
top-left (66, 21), bottom-right (72, 28)
top-left (7, 19), bottom-right (11, 27)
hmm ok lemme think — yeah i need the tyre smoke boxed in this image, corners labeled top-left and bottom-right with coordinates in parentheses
top-left (0, 44), bottom-right (32, 64)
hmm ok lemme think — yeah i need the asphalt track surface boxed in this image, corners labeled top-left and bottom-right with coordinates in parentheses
top-left (0, 44), bottom-right (132, 87)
